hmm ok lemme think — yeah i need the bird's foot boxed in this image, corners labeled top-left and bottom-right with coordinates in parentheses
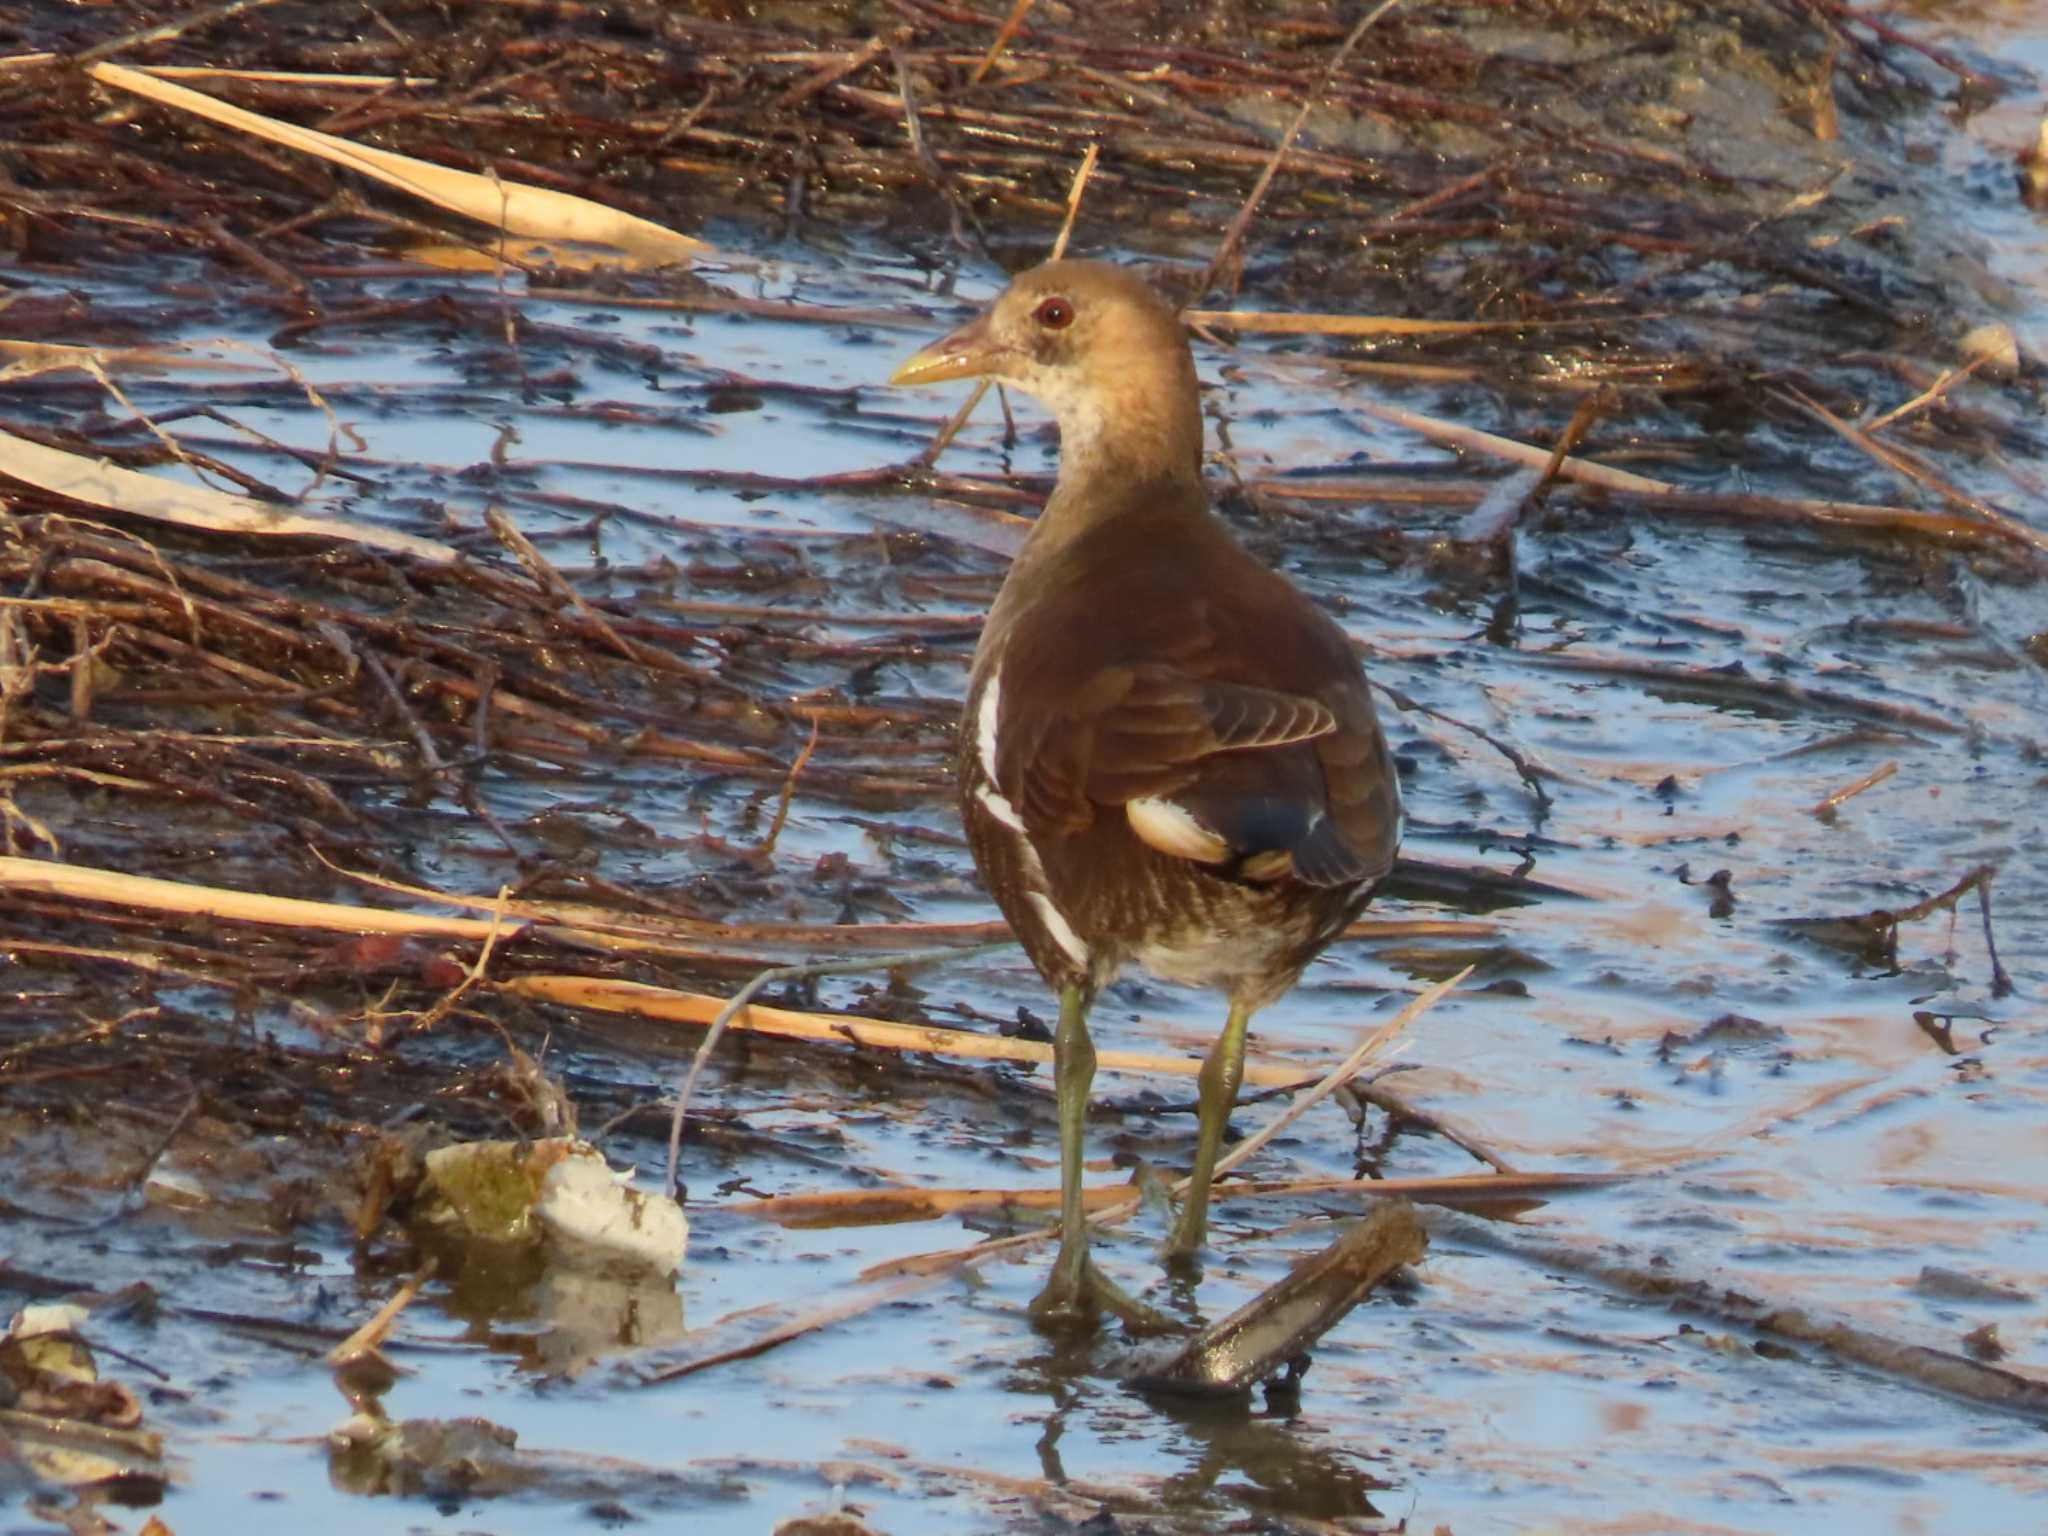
top-left (1029, 1253), bottom-right (1175, 1336)
top-left (1159, 1204), bottom-right (1209, 1275)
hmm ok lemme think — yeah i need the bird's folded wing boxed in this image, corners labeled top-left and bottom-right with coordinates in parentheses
top-left (1008, 663), bottom-right (1335, 832)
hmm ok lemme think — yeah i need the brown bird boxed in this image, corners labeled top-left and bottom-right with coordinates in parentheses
top-left (890, 261), bottom-right (1402, 1329)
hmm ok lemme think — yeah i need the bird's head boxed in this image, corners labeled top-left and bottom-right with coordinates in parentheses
top-left (890, 261), bottom-right (1199, 476)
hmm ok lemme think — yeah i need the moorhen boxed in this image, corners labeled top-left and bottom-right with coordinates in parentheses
top-left (891, 260), bottom-right (1402, 1327)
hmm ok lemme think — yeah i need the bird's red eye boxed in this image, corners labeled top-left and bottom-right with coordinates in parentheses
top-left (1033, 296), bottom-right (1074, 329)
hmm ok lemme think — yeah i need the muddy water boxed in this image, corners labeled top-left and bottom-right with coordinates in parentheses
top-left (5, 19), bottom-right (2048, 1536)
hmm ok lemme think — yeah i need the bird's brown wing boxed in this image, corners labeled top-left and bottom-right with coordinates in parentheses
top-left (999, 654), bottom-right (1397, 888)
top-left (985, 511), bottom-right (1400, 888)
top-left (1008, 664), bottom-right (1336, 832)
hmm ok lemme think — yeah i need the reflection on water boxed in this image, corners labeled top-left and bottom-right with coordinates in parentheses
top-left (423, 1229), bottom-right (688, 1375)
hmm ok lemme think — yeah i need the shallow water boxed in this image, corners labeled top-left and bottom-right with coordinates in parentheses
top-left (4, 11), bottom-right (2048, 1536)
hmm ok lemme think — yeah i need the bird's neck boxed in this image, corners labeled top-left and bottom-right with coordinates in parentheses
top-left (1029, 367), bottom-right (1206, 555)
top-left (977, 375), bottom-right (1208, 667)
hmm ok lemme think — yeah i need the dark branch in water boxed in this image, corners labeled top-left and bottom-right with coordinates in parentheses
top-left (1430, 1208), bottom-right (2048, 1426)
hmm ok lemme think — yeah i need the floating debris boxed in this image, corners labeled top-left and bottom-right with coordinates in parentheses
top-left (1127, 1200), bottom-right (1427, 1398)
top-left (419, 1137), bottom-right (688, 1277)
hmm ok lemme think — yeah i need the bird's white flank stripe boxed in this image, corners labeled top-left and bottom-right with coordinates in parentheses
top-left (1027, 892), bottom-right (1090, 968)
top-left (976, 782), bottom-right (1026, 832)
top-left (975, 670), bottom-right (1003, 785)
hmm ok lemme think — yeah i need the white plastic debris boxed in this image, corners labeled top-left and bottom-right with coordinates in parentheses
top-left (9, 1302), bottom-right (90, 1341)
top-left (536, 1143), bottom-right (688, 1276)
top-left (420, 1137), bottom-right (686, 1276)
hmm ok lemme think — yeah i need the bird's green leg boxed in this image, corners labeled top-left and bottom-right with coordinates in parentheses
top-left (1165, 996), bottom-right (1254, 1262)
top-left (1030, 983), bottom-right (1169, 1333)
top-left (1030, 983), bottom-right (1098, 1326)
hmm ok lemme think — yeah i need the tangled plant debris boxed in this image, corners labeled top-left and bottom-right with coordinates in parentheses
top-left (0, 0), bottom-right (2042, 1532)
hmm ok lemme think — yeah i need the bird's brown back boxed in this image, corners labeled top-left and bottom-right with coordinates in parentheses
top-left (969, 484), bottom-right (1399, 895)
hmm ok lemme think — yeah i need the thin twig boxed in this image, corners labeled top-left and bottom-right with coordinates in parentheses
top-left (1209, 966), bottom-right (1470, 1182)
top-left (1979, 874), bottom-right (2013, 1000)
top-left (775, 30), bottom-right (906, 108)
top-left (325, 1257), bottom-right (439, 1366)
top-left (1049, 141), bottom-right (1098, 261)
top-left (661, 942), bottom-right (1014, 1195)
top-left (360, 650), bottom-right (446, 772)
top-left (1192, 0), bottom-right (1403, 304)
top-left (75, 0), bottom-right (281, 66)
top-left (117, 1081), bottom-right (200, 1206)
top-left (1373, 680), bottom-right (1552, 819)
top-left (919, 379), bottom-right (994, 467)
top-left (1864, 357), bottom-right (1986, 435)
top-left (1349, 1079), bottom-right (1518, 1174)
top-left (753, 715), bottom-right (819, 858)
top-left (918, 143), bottom-right (1100, 469)
top-left (485, 503), bottom-right (671, 668)
top-left (1809, 759), bottom-right (1897, 816)
top-left (1876, 861), bottom-right (1997, 926)
top-left (404, 883), bottom-right (513, 1038)
top-left (893, 49), bottom-right (986, 258)
top-left (1775, 383), bottom-right (2009, 525)
top-left (970, 0), bottom-right (1040, 85)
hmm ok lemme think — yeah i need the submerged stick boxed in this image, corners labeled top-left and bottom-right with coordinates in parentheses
top-left (1183, 311), bottom-right (1551, 337)
top-left (1428, 1208), bottom-right (2048, 1426)
top-left (1810, 758), bottom-right (1897, 816)
top-left (729, 1169), bottom-right (1618, 1227)
top-left (1128, 1200), bottom-right (1427, 1396)
top-left (626, 1271), bottom-right (944, 1386)
top-left (1353, 397), bottom-right (2048, 565)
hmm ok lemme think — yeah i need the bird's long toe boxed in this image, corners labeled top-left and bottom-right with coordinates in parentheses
top-left (1029, 1252), bottom-right (1174, 1336)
